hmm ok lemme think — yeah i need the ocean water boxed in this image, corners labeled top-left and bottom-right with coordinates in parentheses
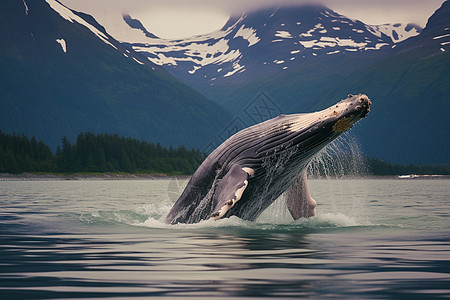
top-left (0, 178), bottom-right (449, 299)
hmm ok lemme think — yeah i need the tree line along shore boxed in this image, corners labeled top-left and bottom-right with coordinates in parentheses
top-left (1, 131), bottom-right (449, 176)
top-left (0, 131), bottom-right (205, 175)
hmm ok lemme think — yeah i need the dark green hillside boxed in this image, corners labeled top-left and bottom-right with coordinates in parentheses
top-left (0, 0), bottom-right (231, 150)
top-left (198, 46), bottom-right (449, 165)
top-left (205, 51), bottom-right (385, 114)
top-left (313, 50), bottom-right (450, 165)
top-left (303, 1), bottom-right (450, 165)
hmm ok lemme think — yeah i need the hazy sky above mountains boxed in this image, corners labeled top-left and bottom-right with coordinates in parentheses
top-left (61, 0), bottom-right (445, 39)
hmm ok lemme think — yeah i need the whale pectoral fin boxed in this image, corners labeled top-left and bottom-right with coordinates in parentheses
top-left (285, 172), bottom-right (316, 220)
top-left (209, 165), bottom-right (253, 221)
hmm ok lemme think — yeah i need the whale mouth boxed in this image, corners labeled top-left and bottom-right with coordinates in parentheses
top-left (331, 94), bottom-right (371, 133)
top-left (333, 116), bottom-right (357, 133)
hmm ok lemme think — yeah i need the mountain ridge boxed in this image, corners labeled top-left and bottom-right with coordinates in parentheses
top-left (116, 4), bottom-right (422, 89)
top-left (0, 0), bottom-right (232, 150)
top-left (119, 1), bottom-right (448, 165)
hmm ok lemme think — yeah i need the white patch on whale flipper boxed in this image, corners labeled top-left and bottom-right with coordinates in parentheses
top-left (242, 167), bottom-right (255, 176)
top-left (209, 166), bottom-right (254, 221)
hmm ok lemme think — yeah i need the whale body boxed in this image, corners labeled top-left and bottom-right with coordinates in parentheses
top-left (165, 94), bottom-right (371, 224)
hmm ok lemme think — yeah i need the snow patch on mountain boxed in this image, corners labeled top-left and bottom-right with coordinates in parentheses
top-left (129, 17), bottom-right (251, 75)
top-left (23, 0), bottom-right (29, 16)
top-left (434, 32), bottom-right (450, 49)
top-left (370, 23), bottom-right (422, 43)
top-left (132, 57), bottom-right (144, 65)
top-left (133, 36), bottom-right (243, 74)
top-left (45, 0), bottom-right (117, 50)
top-left (56, 38), bottom-right (67, 53)
top-left (125, 6), bottom-right (398, 79)
top-left (83, 5), bottom-right (422, 82)
top-left (234, 24), bottom-right (260, 46)
top-left (275, 31), bottom-right (293, 39)
top-left (433, 33), bottom-right (450, 39)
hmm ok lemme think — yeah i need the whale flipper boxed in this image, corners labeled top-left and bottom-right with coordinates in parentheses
top-left (209, 165), bottom-right (253, 221)
top-left (285, 172), bottom-right (317, 220)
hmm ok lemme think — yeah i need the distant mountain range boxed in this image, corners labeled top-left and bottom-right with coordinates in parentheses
top-left (119, 5), bottom-right (422, 88)
top-left (0, 0), bottom-right (231, 150)
top-left (1, 0), bottom-right (449, 165)
top-left (115, 2), bottom-right (448, 165)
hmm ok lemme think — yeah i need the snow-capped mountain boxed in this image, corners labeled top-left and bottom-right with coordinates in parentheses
top-left (120, 5), bottom-right (420, 86)
top-left (370, 23), bottom-right (422, 43)
top-left (0, 0), bottom-right (231, 150)
top-left (42, 0), bottom-right (157, 69)
top-left (293, 0), bottom-right (450, 165)
top-left (411, 0), bottom-right (450, 54)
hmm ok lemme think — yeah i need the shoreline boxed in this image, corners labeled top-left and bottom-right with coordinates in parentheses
top-left (0, 173), bottom-right (191, 181)
top-left (1, 173), bottom-right (449, 181)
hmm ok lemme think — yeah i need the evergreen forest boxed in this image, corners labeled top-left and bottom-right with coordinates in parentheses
top-left (0, 131), bottom-right (205, 175)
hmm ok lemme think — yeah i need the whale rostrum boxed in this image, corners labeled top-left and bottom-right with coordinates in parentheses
top-left (165, 94), bottom-right (371, 224)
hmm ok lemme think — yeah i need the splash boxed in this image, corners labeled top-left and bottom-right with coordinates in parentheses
top-left (80, 133), bottom-right (370, 229)
top-left (307, 132), bottom-right (368, 179)
top-left (259, 132), bottom-right (369, 224)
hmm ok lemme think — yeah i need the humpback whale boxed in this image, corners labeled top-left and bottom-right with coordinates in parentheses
top-left (166, 94), bottom-right (371, 224)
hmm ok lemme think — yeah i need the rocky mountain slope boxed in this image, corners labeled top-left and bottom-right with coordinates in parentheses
top-left (0, 0), bottom-right (232, 150)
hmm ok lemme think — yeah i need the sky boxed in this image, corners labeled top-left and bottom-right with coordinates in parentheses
top-left (61, 0), bottom-right (445, 39)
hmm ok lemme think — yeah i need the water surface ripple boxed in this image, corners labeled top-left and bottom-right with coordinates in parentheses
top-left (0, 179), bottom-right (449, 299)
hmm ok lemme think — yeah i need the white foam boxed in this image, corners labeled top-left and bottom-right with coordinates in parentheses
top-left (141, 215), bottom-right (257, 229)
top-left (313, 213), bottom-right (360, 227)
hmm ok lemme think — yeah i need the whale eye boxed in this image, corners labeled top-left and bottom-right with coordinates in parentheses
top-left (217, 164), bottom-right (222, 171)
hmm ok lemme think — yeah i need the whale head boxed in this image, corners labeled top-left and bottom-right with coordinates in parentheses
top-left (254, 94), bottom-right (372, 163)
